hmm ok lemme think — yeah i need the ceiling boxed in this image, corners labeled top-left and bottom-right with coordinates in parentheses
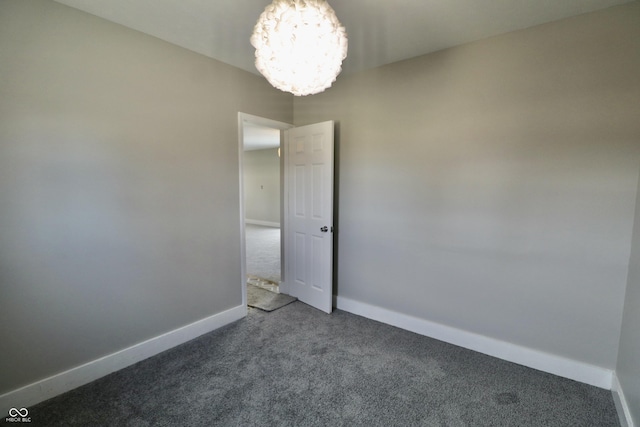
top-left (53, 0), bottom-right (632, 78)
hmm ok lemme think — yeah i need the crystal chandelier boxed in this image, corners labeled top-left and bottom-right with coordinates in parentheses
top-left (250, 0), bottom-right (348, 96)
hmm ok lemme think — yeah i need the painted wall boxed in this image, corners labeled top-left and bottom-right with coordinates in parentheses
top-left (243, 148), bottom-right (281, 225)
top-left (617, 170), bottom-right (640, 425)
top-left (0, 0), bottom-right (292, 395)
top-left (295, 2), bottom-right (640, 370)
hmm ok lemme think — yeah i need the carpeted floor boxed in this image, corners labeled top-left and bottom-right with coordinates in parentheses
top-left (245, 224), bottom-right (280, 284)
top-left (29, 302), bottom-right (620, 426)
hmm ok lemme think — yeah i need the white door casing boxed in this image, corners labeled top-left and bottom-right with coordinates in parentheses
top-left (285, 121), bottom-right (334, 314)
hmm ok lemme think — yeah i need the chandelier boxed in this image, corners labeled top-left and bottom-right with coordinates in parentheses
top-left (250, 0), bottom-right (348, 96)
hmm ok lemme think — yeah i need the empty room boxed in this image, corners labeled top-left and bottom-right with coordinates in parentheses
top-left (1, 0), bottom-right (639, 425)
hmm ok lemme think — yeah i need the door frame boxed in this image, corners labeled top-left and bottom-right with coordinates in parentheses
top-left (238, 112), bottom-right (294, 307)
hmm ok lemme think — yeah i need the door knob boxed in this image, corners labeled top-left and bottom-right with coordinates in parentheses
top-left (320, 226), bottom-right (328, 232)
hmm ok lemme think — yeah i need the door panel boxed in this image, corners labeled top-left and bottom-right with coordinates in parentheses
top-left (286, 121), bottom-right (334, 313)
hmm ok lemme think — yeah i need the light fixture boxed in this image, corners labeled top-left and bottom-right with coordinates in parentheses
top-left (250, 0), bottom-right (348, 96)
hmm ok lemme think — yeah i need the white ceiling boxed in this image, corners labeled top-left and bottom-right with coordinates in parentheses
top-left (53, 0), bottom-right (632, 77)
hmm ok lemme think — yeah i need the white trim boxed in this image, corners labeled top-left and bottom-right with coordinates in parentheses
top-left (0, 305), bottom-right (246, 414)
top-left (245, 219), bottom-right (280, 228)
top-left (336, 296), bottom-right (613, 390)
top-left (612, 372), bottom-right (635, 427)
top-left (282, 127), bottom-right (291, 296)
top-left (238, 113), bottom-right (248, 307)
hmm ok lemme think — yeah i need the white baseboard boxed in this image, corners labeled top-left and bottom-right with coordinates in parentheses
top-left (336, 296), bottom-right (613, 390)
top-left (612, 373), bottom-right (635, 427)
top-left (0, 305), bottom-right (246, 415)
top-left (245, 219), bottom-right (280, 228)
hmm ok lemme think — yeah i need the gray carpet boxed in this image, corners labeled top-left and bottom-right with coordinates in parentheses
top-left (247, 283), bottom-right (297, 311)
top-left (28, 302), bottom-right (620, 426)
top-left (245, 224), bottom-right (280, 284)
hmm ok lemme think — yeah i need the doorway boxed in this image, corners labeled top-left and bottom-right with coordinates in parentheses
top-left (238, 113), bottom-right (293, 307)
top-left (239, 113), bottom-right (336, 313)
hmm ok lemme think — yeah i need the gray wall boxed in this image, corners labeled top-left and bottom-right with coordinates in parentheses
top-left (295, 2), bottom-right (640, 369)
top-left (617, 171), bottom-right (640, 425)
top-left (243, 148), bottom-right (281, 225)
top-left (0, 0), bottom-right (292, 395)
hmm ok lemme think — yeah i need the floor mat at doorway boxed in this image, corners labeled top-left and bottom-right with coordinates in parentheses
top-left (247, 283), bottom-right (297, 312)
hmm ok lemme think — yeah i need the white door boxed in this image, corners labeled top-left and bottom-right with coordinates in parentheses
top-left (285, 121), bottom-right (334, 314)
